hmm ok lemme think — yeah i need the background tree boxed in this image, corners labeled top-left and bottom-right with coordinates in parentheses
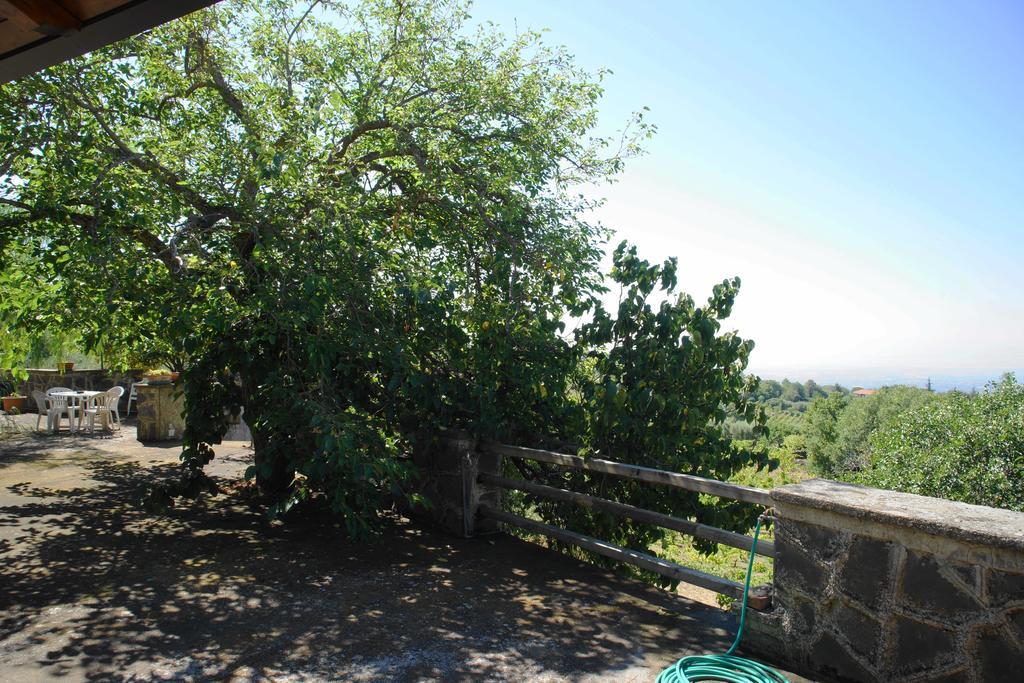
top-left (802, 391), bottom-right (849, 475)
top-left (803, 379), bottom-right (826, 400)
top-left (803, 385), bottom-right (937, 476)
top-left (858, 375), bottom-right (1024, 511)
top-left (780, 379), bottom-right (806, 403)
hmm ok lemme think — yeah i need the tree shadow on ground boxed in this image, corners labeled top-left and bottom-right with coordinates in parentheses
top-left (0, 445), bottom-right (742, 682)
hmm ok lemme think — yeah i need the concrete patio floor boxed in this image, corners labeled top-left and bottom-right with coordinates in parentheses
top-left (0, 414), bottom-right (807, 682)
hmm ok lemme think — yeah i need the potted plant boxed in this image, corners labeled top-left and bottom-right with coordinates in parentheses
top-left (0, 380), bottom-right (27, 414)
top-left (53, 331), bottom-right (75, 373)
top-left (144, 369), bottom-right (174, 385)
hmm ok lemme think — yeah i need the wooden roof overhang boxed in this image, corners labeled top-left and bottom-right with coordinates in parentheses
top-left (0, 0), bottom-right (219, 83)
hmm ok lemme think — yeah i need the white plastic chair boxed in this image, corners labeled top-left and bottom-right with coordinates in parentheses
top-left (126, 382), bottom-right (139, 415)
top-left (32, 390), bottom-right (50, 431)
top-left (47, 393), bottom-right (78, 432)
top-left (106, 385), bottom-right (125, 427)
top-left (86, 386), bottom-right (125, 432)
top-left (47, 386), bottom-right (72, 396)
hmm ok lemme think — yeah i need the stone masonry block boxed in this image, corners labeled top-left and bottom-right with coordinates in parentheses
top-left (476, 448), bottom-right (502, 474)
top-left (972, 625), bottom-right (1024, 683)
top-left (793, 595), bottom-right (817, 636)
top-left (920, 667), bottom-right (971, 683)
top-left (1007, 606), bottom-right (1024, 645)
top-left (432, 444), bottom-right (469, 472)
top-left (809, 632), bottom-right (877, 683)
top-left (402, 433), bottom-right (499, 538)
top-left (782, 519), bottom-right (847, 562)
top-left (762, 480), bottom-right (1024, 682)
top-left (900, 551), bottom-right (983, 619)
top-left (891, 614), bottom-right (956, 675)
top-left (833, 601), bottom-right (882, 660)
top-left (987, 569), bottom-right (1024, 607)
top-left (946, 563), bottom-right (981, 596)
top-left (839, 536), bottom-right (894, 609)
top-left (435, 471), bottom-right (466, 505)
top-left (777, 534), bottom-right (828, 596)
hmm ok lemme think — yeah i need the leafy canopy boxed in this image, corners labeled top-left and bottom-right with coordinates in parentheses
top-left (0, 0), bottom-right (769, 551)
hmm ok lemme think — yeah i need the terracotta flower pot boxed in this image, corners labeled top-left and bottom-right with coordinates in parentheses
top-left (57, 361), bottom-right (75, 373)
top-left (2, 396), bottom-right (27, 413)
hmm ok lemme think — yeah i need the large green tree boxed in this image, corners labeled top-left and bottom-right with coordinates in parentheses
top-left (0, 0), bottom-right (648, 533)
top-left (1, 0), bottom-right (769, 551)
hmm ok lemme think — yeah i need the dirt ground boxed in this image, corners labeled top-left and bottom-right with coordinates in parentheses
top-left (0, 414), bottom-right (804, 682)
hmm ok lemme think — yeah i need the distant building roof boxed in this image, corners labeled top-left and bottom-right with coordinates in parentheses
top-left (852, 388), bottom-right (877, 397)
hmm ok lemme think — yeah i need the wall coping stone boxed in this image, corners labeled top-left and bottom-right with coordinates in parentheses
top-left (23, 368), bottom-right (107, 374)
top-left (772, 479), bottom-right (1024, 552)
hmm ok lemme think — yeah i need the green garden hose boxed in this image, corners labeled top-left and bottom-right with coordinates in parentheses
top-left (655, 514), bottom-right (790, 683)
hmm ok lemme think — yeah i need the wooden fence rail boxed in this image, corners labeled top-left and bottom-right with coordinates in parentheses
top-left (477, 472), bottom-right (775, 558)
top-left (476, 441), bottom-right (774, 606)
top-left (479, 507), bottom-right (747, 600)
top-left (480, 442), bottom-right (773, 506)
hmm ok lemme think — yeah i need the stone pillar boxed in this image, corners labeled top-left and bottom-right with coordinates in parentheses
top-left (135, 383), bottom-right (185, 442)
top-left (745, 479), bottom-right (1024, 682)
top-left (401, 430), bottom-right (502, 537)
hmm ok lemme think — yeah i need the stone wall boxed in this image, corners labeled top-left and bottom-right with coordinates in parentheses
top-left (745, 479), bottom-right (1024, 682)
top-left (10, 368), bottom-right (144, 413)
top-left (399, 431), bottom-right (502, 537)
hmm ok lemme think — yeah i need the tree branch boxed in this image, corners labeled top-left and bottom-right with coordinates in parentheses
top-left (70, 88), bottom-right (240, 222)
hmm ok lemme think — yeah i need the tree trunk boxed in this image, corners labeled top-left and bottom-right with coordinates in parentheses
top-left (240, 371), bottom-right (294, 499)
top-left (250, 420), bottom-right (293, 499)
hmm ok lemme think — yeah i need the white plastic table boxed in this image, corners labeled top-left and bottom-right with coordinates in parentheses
top-left (49, 390), bottom-right (102, 432)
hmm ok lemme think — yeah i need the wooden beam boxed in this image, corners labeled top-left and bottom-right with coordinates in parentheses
top-left (480, 506), bottom-right (749, 600)
top-left (479, 472), bottom-right (775, 558)
top-left (481, 442), bottom-right (774, 507)
top-left (7, 0), bottom-right (82, 34)
top-left (1, 1), bottom-right (219, 84)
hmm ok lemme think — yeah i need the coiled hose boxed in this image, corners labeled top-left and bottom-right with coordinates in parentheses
top-left (654, 514), bottom-right (790, 683)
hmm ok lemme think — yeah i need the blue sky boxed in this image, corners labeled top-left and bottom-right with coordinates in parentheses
top-left (470, 1), bottom-right (1024, 385)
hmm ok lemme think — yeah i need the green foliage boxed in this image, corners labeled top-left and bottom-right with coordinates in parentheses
top-left (803, 392), bottom-right (849, 475)
top-left (804, 379), bottom-right (827, 400)
top-left (517, 243), bottom-right (771, 584)
top-left (857, 375), bottom-right (1024, 511)
top-left (780, 379), bottom-right (806, 403)
top-left (765, 411), bottom-right (804, 443)
top-left (779, 433), bottom-right (807, 459)
top-left (753, 379), bottom-right (783, 401)
top-left (747, 377), bottom-right (844, 419)
top-left (665, 435), bottom-right (808, 606)
top-left (804, 385), bottom-right (937, 476)
top-left (0, 0), bottom-right (770, 573)
top-left (724, 417), bottom-right (756, 442)
top-left (0, 0), bottom-right (658, 537)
